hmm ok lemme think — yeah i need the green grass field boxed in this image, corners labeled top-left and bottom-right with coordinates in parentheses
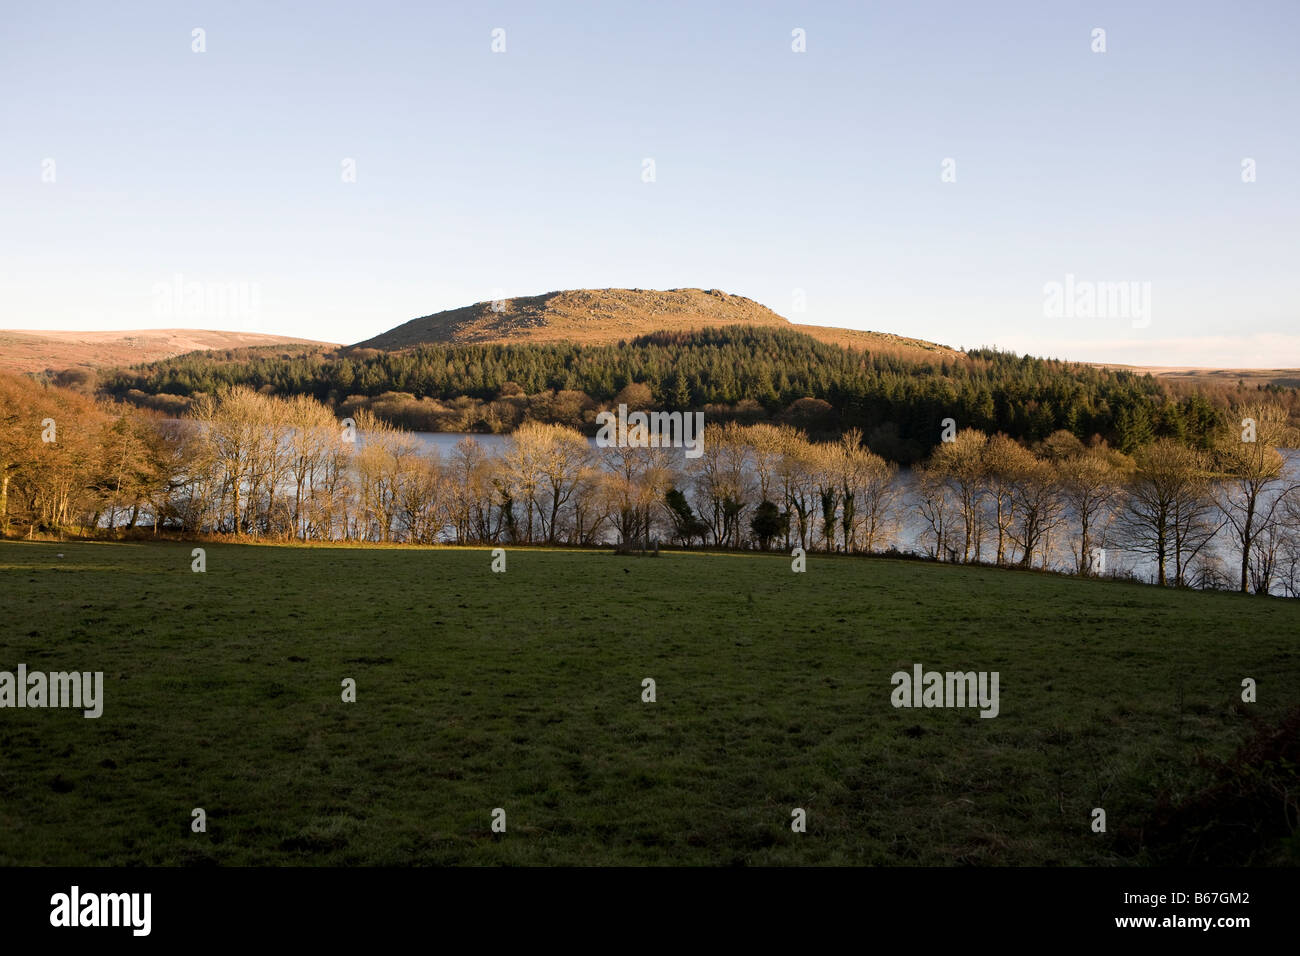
top-left (1, 540), bottom-right (1297, 866)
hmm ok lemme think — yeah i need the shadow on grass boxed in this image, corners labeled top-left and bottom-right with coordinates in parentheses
top-left (1118, 705), bottom-right (1300, 865)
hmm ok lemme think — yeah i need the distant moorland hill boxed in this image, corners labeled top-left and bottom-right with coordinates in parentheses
top-left (1088, 363), bottom-right (1300, 390)
top-left (0, 328), bottom-right (333, 376)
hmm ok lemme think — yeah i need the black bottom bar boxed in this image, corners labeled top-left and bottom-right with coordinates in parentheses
top-left (1, 866), bottom-right (1286, 942)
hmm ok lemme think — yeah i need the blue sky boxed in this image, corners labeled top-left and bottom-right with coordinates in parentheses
top-left (2, 1), bottom-right (1297, 366)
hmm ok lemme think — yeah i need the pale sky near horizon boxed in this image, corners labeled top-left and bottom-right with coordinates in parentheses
top-left (2, 1), bottom-right (1297, 367)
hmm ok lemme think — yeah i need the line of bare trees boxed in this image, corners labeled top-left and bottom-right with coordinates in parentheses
top-left (5, 377), bottom-right (1300, 595)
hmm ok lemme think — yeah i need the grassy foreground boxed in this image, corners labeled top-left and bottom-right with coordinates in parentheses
top-left (1, 540), bottom-right (1297, 866)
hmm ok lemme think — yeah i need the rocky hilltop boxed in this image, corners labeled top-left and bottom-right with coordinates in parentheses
top-left (354, 288), bottom-right (958, 360)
